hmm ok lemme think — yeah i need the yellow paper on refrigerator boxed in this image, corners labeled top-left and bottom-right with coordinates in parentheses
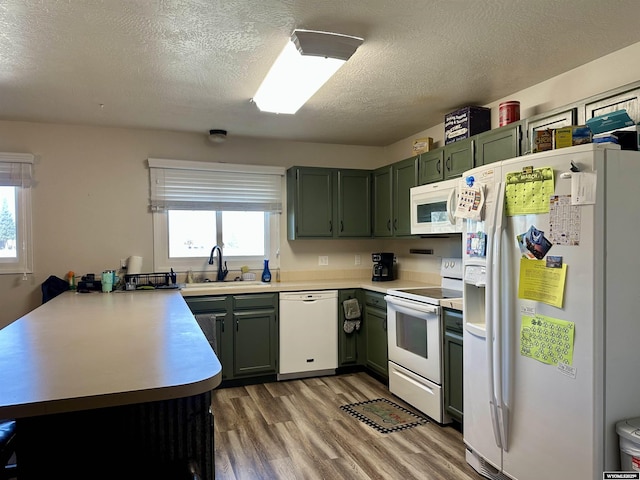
top-left (518, 259), bottom-right (567, 308)
top-left (505, 166), bottom-right (555, 216)
top-left (520, 314), bottom-right (575, 366)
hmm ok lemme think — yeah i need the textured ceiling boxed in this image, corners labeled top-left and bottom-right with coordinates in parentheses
top-left (2, 0), bottom-right (640, 146)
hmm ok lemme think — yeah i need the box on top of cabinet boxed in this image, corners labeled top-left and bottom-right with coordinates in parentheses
top-left (585, 109), bottom-right (635, 135)
top-left (412, 137), bottom-right (433, 155)
top-left (554, 125), bottom-right (592, 149)
top-left (533, 129), bottom-right (553, 153)
top-left (444, 106), bottom-right (491, 144)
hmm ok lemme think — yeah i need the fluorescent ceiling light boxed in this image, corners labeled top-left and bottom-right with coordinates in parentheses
top-left (253, 29), bottom-right (363, 114)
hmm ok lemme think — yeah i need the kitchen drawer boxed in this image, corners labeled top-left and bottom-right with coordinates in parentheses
top-left (185, 295), bottom-right (228, 314)
top-left (232, 293), bottom-right (278, 311)
top-left (364, 291), bottom-right (386, 310)
top-left (444, 308), bottom-right (463, 334)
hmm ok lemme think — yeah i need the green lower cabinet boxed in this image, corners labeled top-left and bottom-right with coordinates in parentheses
top-left (443, 308), bottom-right (463, 423)
top-left (233, 309), bottom-right (278, 377)
top-left (338, 289), bottom-right (364, 366)
top-left (185, 293), bottom-right (279, 382)
top-left (363, 291), bottom-right (388, 378)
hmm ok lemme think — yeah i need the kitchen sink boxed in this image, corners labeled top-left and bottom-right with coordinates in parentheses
top-left (181, 280), bottom-right (272, 289)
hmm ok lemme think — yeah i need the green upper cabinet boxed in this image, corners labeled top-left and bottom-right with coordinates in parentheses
top-left (337, 169), bottom-right (372, 237)
top-left (372, 157), bottom-right (418, 237)
top-left (393, 156), bottom-right (419, 236)
top-left (372, 165), bottom-right (393, 237)
top-left (287, 166), bottom-right (371, 239)
top-left (443, 138), bottom-right (474, 177)
top-left (287, 167), bottom-right (333, 238)
top-left (418, 150), bottom-right (445, 185)
top-left (419, 139), bottom-right (473, 184)
top-left (474, 121), bottom-right (523, 166)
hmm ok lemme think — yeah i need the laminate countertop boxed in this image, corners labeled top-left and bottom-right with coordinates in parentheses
top-left (179, 278), bottom-right (436, 296)
top-left (179, 278), bottom-right (464, 311)
top-left (0, 290), bottom-right (222, 419)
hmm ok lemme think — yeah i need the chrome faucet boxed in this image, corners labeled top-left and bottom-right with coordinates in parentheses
top-left (208, 245), bottom-right (228, 281)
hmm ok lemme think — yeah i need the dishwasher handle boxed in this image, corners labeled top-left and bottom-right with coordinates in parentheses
top-left (280, 291), bottom-right (338, 302)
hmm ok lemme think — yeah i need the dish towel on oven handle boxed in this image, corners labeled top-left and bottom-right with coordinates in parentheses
top-left (342, 298), bottom-right (362, 333)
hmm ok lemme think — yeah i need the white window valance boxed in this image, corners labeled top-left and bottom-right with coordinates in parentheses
top-left (148, 158), bottom-right (285, 212)
top-left (0, 153), bottom-right (34, 187)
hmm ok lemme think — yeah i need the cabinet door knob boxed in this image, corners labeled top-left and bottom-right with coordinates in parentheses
top-left (446, 156), bottom-right (451, 171)
top-left (329, 220), bottom-right (333, 233)
top-left (437, 159), bottom-right (441, 174)
top-left (387, 219), bottom-right (391, 232)
top-left (340, 220), bottom-right (344, 232)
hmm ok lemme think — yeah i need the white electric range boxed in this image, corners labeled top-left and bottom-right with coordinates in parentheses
top-left (385, 258), bottom-right (462, 424)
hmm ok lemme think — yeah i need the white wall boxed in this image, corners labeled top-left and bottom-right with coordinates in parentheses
top-left (2, 41), bottom-right (640, 328)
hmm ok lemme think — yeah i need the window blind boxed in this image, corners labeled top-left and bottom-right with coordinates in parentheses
top-left (148, 158), bottom-right (285, 212)
top-left (0, 153), bottom-right (34, 187)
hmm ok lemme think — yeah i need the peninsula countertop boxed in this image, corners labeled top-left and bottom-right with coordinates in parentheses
top-left (0, 289), bottom-right (222, 419)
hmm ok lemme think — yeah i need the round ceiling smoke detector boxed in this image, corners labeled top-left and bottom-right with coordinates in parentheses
top-left (208, 129), bottom-right (227, 143)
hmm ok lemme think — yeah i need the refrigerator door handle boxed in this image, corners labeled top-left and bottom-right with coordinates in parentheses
top-left (485, 180), bottom-right (503, 450)
top-left (492, 181), bottom-right (509, 451)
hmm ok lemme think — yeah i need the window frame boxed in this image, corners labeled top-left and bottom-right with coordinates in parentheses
top-left (152, 209), bottom-right (280, 274)
top-left (148, 158), bottom-right (284, 275)
top-left (0, 153), bottom-right (34, 276)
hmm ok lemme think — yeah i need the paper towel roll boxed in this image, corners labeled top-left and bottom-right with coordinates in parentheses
top-left (126, 256), bottom-right (143, 275)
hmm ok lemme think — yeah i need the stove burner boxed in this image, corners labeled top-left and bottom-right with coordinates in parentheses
top-left (395, 287), bottom-right (462, 299)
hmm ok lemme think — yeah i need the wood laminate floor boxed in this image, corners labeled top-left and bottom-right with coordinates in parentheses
top-left (211, 372), bottom-right (485, 480)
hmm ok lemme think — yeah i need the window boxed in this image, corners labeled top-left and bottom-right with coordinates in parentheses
top-left (149, 158), bottom-right (284, 274)
top-left (0, 153), bottom-right (34, 275)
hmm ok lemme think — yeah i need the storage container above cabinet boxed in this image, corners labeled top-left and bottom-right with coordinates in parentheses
top-left (445, 106), bottom-right (491, 145)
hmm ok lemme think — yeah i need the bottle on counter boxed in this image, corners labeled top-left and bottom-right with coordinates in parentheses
top-left (67, 271), bottom-right (76, 291)
top-left (261, 259), bottom-right (271, 283)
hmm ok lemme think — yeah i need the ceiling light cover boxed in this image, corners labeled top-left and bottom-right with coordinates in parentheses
top-left (209, 129), bottom-right (227, 143)
top-left (253, 29), bottom-right (363, 114)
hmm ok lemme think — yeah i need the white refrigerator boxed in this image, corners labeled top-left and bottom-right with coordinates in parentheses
top-left (461, 143), bottom-right (640, 480)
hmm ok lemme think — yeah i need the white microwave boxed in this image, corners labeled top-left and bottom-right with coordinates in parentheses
top-left (410, 177), bottom-right (463, 235)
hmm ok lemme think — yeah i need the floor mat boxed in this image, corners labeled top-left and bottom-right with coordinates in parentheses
top-left (340, 398), bottom-right (428, 434)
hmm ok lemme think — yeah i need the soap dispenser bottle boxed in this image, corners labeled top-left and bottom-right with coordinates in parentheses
top-left (261, 259), bottom-right (271, 282)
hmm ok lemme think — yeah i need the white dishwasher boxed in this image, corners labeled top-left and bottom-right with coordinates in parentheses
top-left (278, 290), bottom-right (338, 380)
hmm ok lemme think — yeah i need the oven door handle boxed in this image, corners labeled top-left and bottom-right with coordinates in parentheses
top-left (384, 296), bottom-right (440, 315)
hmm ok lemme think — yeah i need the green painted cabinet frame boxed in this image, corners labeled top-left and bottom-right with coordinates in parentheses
top-left (185, 293), bottom-right (279, 382)
top-left (474, 121), bottom-right (523, 166)
top-left (443, 308), bottom-right (463, 423)
top-left (287, 166), bottom-right (371, 239)
top-left (338, 289), bottom-right (364, 366)
top-left (372, 156), bottom-right (418, 237)
top-left (363, 291), bottom-right (388, 378)
top-left (372, 165), bottom-right (393, 237)
top-left (418, 150), bottom-right (445, 185)
top-left (418, 138), bottom-right (473, 185)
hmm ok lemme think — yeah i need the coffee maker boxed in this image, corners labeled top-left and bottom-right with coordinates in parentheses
top-left (372, 252), bottom-right (395, 282)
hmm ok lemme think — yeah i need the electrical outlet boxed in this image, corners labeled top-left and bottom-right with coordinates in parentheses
top-left (355, 254), bottom-right (361, 265)
top-left (318, 256), bottom-right (329, 266)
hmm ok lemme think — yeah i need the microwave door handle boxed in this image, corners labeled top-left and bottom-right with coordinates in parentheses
top-left (447, 187), bottom-right (457, 225)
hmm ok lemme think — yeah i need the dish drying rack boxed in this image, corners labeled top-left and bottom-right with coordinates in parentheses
top-left (124, 272), bottom-right (178, 290)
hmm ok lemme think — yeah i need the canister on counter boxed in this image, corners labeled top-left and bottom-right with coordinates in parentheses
top-left (499, 101), bottom-right (520, 127)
